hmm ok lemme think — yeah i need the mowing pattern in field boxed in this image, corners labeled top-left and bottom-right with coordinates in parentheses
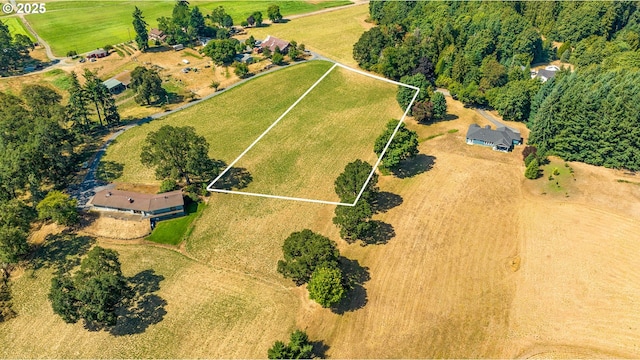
top-left (102, 60), bottom-right (334, 185)
top-left (0, 244), bottom-right (300, 358)
top-left (25, 0), bottom-right (351, 56)
top-left (219, 65), bottom-right (403, 202)
top-left (1, 16), bottom-right (36, 41)
top-left (247, 4), bottom-right (370, 66)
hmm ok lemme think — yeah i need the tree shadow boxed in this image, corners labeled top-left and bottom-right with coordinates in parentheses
top-left (363, 220), bottom-right (395, 245)
top-left (311, 340), bottom-right (329, 358)
top-left (443, 113), bottom-right (459, 121)
top-left (96, 161), bottom-right (124, 182)
top-left (372, 191), bottom-right (403, 214)
top-left (110, 269), bottom-right (167, 336)
top-left (392, 154), bottom-right (436, 179)
top-left (30, 233), bottom-right (95, 272)
top-left (210, 167), bottom-right (253, 190)
top-left (332, 257), bottom-right (370, 314)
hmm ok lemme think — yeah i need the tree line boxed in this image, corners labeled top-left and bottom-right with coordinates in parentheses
top-left (357, 1), bottom-right (640, 171)
top-left (0, 21), bottom-right (34, 75)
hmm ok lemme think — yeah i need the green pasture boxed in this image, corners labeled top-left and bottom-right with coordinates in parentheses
top-left (25, 0), bottom-right (351, 56)
top-left (2, 16), bottom-right (35, 41)
top-left (147, 201), bottom-right (205, 245)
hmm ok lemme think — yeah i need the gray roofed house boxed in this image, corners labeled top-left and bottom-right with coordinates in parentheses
top-left (466, 124), bottom-right (522, 152)
top-left (535, 69), bottom-right (557, 82)
top-left (234, 53), bottom-right (254, 64)
top-left (89, 189), bottom-right (185, 220)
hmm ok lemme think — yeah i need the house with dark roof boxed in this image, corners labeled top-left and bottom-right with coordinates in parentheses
top-left (149, 28), bottom-right (167, 43)
top-left (89, 189), bottom-right (185, 220)
top-left (234, 53), bottom-right (254, 64)
top-left (466, 124), bottom-right (522, 152)
top-left (87, 48), bottom-right (108, 59)
top-left (260, 35), bottom-right (290, 53)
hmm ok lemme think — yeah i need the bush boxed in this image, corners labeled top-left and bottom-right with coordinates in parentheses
top-left (308, 267), bottom-right (345, 308)
top-left (524, 153), bottom-right (537, 167)
top-left (104, 44), bottom-right (114, 52)
top-left (240, 20), bottom-right (249, 27)
top-left (159, 179), bottom-right (178, 193)
top-left (524, 158), bottom-right (540, 179)
top-left (66, 50), bottom-right (77, 58)
top-left (271, 52), bottom-right (284, 65)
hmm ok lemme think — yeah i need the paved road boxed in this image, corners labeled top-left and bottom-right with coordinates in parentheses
top-left (476, 108), bottom-right (519, 132)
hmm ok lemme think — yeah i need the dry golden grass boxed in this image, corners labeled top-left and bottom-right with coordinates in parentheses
top-left (246, 5), bottom-right (371, 66)
top-left (229, 66), bottom-right (402, 201)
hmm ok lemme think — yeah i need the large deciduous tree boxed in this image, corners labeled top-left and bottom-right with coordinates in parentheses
top-left (308, 267), bottom-right (345, 308)
top-left (333, 199), bottom-right (375, 241)
top-left (277, 229), bottom-right (339, 285)
top-left (36, 191), bottom-right (79, 226)
top-left (334, 160), bottom-right (378, 204)
top-left (130, 66), bottom-right (167, 105)
top-left (140, 125), bottom-right (220, 184)
top-left (49, 247), bottom-right (130, 327)
top-left (202, 39), bottom-right (239, 65)
top-left (267, 4), bottom-right (283, 23)
top-left (373, 120), bottom-right (419, 171)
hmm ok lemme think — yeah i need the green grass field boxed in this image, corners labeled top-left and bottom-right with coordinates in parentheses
top-left (25, 0), bottom-right (351, 56)
top-left (1, 16), bottom-right (36, 41)
top-left (226, 65), bottom-right (402, 202)
top-left (147, 201), bottom-right (205, 245)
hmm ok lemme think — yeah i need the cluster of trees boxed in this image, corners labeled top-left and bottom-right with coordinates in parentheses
top-left (268, 330), bottom-right (315, 359)
top-left (361, 1), bottom-right (640, 171)
top-left (49, 246), bottom-right (130, 327)
top-left (277, 229), bottom-right (345, 308)
top-left (68, 69), bottom-right (121, 129)
top-left (332, 160), bottom-right (378, 242)
top-left (155, 1), bottom-right (213, 46)
top-left (0, 21), bottom-right (34, 75)
top-left (130, 66), bottom-right (167, 105)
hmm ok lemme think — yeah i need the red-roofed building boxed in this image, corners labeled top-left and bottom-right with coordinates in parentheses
top-left (260, 35), bottom-right (290, 53)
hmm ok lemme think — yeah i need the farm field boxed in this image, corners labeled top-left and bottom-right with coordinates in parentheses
top-left (1, 16), bottom-right (35, 41)
top-left (2, 85), bottom-right (640, 357)
top-left (102, 60), bottom-right (335, 185)
top-left (246, 4), bottom-right (371, 66)
top-left (24, 0), bottom-right (352, 56)
top-left (219, 65), bottom-right (403, 202)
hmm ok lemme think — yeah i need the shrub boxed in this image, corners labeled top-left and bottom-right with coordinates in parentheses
top-left (524, 158), bottom-right (540, 179)
top-left (524, 153), bottom-right (537, 167)
top-left (159, 179), bottom-right (178, 193)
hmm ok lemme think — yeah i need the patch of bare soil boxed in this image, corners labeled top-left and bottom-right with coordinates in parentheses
top-left (80, 212), bottom-right (150, 240)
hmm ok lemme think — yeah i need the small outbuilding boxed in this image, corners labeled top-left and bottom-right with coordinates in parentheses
top-left (172, 44), bottom-right (184, 51)
top-left (466, 124), bottom-right (522, 152)
top-left (89, 189), bottom-right (185, 220)
top-left (113, 70), bottom-right (132, 88)
top-left (87, 48), bottom-right (108, 59)
top-left (102, 79), bottom-right (125, 94)
top-left (234, 53), bottom-right (254, 64)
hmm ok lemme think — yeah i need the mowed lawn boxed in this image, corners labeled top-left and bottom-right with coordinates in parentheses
top-left (247, 4), bottom-right (371, 66)
top-left (147, 201), bottom-right (205, 245)
top-left (227, 65), bottom-right (403, 202)
top-left (1, 16), bottom-right (36, 41)
top-left (25, 0), bottom-right (351, 56)
top-left (102, 60), bottom-right (334, 185)
top-left (0, 244), bottom-right (301, 358)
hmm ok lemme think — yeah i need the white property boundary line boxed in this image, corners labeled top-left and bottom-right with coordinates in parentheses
top-left (206, 61), bottom-right (420, 207)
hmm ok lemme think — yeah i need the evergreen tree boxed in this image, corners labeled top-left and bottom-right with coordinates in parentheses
top-left (524, 158), bottom-right (540, 179)
top-left (132, 6), bottom-right (149, 52)
top-left (66, 72), bottom-right (91, 131)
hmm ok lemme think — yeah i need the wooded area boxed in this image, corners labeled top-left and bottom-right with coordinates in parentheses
top-left (357, 1), bottom-right (640, 170)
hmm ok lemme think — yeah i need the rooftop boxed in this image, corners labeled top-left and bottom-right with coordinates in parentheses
top-left (102, 78), bottom-right (123, 90)
top-left (90, 189), bottom-right (184, 212)
top-left (260, 35), bottom-right (290, 53)
top-left (466, 124), bottom-right (521, 148)
top-left (113, 70), bottom-right (132, 87)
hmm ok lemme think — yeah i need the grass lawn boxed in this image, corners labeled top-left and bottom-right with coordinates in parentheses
top-left (147, 201), bottom-right (205, 245)
top-left (227, 65), bottom-right (402, 202)
top-left (25, 0), bottom-right (352, 56)
top-left (1, 16), bottom-right (35, 41)
top-left (102, 60), bottom-right (334, 184)
top-left (541, 159), bottom-right (576, 195)
top-left (247, 4), bottom-right (370, 66)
